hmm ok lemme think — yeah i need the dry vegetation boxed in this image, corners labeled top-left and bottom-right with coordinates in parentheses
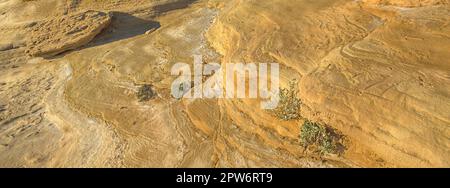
top-left (300, 120), bottom-right (346, 156)
top-left (272, 80), bottom-right (302, 121)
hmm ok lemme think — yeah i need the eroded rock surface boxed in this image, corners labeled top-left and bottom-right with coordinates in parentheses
top-left (26, 10), bottom-right (111, 57)
top-left (0, 0), bottom-right (448, 167)
top-left (362, 0), bottom-right (449, 7)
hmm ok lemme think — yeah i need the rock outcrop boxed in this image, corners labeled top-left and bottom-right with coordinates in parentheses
top-left (26, 10), bottom-right (111, 57)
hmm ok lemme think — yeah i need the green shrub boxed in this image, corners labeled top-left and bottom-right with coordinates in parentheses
top-left (272, 80), bottom-right (301, 120)
top-left (300, 120), bottom-right (344, 155)
top-left (300, 120), bottom-right (322, 146)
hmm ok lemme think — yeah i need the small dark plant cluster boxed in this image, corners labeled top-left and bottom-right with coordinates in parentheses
top-left (137, 84), bottom-right (155, 102)
top-left (300, 120), bottom-right (345, 155)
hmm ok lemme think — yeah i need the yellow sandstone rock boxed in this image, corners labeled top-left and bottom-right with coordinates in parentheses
top-left (0, 0), bottom-right (448, 167)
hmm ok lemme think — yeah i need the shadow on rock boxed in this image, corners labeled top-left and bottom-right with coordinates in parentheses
top-left (88, 12), bottom-right (161, 47)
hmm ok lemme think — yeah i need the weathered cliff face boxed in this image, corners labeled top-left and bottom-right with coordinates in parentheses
top-left (0, 0), bottom-right (448, 167)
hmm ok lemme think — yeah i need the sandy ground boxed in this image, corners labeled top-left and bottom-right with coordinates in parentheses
top-left (0, 0), bottom-right (448, 167)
